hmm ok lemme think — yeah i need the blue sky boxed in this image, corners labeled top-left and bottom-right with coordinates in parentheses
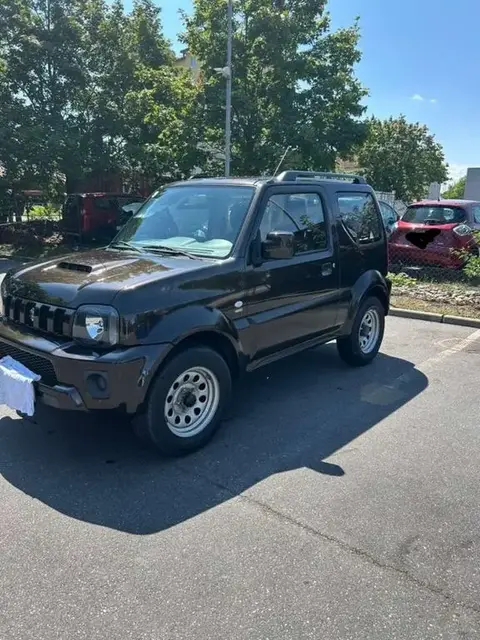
top-left (130, 0), bottom-right (480, 181)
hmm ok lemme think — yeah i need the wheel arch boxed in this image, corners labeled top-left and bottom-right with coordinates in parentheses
top-left (165, 329), bottom-right (242, 380)
top-left (340, 270), bottom-right (390, 335)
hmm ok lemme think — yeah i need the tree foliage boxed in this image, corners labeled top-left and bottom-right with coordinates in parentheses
top-left (0, 0), bottom-right (448, 199)
top-left (442, 175), bottom-right (466, 200)
top-left (182, 0), bottom-right (367, 174)
top-left (0, 0), bottom-right (202, 192)
top-left (357, 116), bottom-right (448, 202)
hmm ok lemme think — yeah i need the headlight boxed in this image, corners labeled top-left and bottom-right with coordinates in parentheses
top-left (72, 305), bottom-right (119, 346)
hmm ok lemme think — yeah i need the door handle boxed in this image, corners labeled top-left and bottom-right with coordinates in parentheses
top-left (321, 262), bottom-right (333, 277)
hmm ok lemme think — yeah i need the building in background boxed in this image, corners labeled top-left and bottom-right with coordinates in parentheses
top-left (174, 49), bottom-right (201, 82)
top-left (427, 182), bottom-right (441, 200)
top-left (464, 168), bottom-right (480, 200)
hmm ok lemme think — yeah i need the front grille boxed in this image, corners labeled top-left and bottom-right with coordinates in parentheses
top-left (2, 295), bottom-right (74, 338)
top-left (0, 340), bottom-right (58, 386)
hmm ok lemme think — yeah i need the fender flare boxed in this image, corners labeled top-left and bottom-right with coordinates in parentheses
top-left (140, 305), bottom-right (245, 382)
top-left (340, 270), bottom-right (390, 335)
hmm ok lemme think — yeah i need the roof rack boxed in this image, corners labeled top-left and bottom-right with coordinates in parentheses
top-left (276, 170), bottom-right (366, 185)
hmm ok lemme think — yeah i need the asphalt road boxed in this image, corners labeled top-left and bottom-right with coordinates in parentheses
top-left (1, 260), bottom-right (480, 638)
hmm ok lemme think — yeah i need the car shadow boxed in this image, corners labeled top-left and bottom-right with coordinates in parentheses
top-left (0, 343), bottom-right (428, 534)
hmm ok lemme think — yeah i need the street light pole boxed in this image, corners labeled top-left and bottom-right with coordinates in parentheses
top-left (225, 0), bottom-right (233, 177)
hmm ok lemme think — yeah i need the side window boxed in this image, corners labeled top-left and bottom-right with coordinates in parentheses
top-left (259, 192), bottom-right (327, 253)
top-left (93, 197), bottom-right (114, 211)
top-left (379, 202), bottom-right (397, 226)
top-left (337, 192), bottom-right (382, 244)
top-left (472, 205), bottom-right (480, 224)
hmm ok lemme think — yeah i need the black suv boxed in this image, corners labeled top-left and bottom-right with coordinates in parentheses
top-left (0, 171), bottom-right (391, 455)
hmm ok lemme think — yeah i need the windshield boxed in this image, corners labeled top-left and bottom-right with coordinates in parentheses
top-left (113, 185), bottom-right (255, 258)
top-left (402, 206), bottom-right (466, 224)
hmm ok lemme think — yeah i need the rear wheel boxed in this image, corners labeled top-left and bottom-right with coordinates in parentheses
top-left (134, 346), bottom-right (232, 456)
top-left (337, 296), bottom-right (385, 367)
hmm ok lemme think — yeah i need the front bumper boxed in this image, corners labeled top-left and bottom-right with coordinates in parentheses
top-left (0, 318), bottom-right (171, 414)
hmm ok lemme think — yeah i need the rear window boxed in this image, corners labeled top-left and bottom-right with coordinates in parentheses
top-left (402, 206), bottom-right (466, 224)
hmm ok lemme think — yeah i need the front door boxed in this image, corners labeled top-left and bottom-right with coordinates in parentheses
top-left (242, 185), bottom-right (340, 363)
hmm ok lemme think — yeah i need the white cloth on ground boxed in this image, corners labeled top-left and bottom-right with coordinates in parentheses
top-left (0, 355), bottom-right (41, 416)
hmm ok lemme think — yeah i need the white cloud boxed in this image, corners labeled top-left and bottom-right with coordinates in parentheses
top-left (430, 98), bottom-right (438, 104)
top-left (411, 94), bottom-right (424, 101)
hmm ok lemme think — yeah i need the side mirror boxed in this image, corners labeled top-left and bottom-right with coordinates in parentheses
top-left (262, 231), bottom-right (295, 260)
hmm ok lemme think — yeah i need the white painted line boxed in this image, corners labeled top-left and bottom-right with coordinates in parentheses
top-left (362, 328), bottom-right (480, 406)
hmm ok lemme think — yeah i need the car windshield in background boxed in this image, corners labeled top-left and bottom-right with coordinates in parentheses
top-left (402, 206), bottom-right (466, 224)
top-left (114, 185), bottom-right (255, 258)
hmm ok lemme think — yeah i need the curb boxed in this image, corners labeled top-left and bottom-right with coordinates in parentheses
top-left (0, 254), bottom-right (33, 263)
top-left (390, 307), bottom-right (480, 329)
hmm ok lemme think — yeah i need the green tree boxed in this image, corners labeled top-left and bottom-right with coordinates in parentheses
top-left (122, 65), bottom-right (205, 182)
top-left (0, 0), bottom-right (88, 191)
top-left (0, 0), bottom-right (198, 191)
top-left (442, 175), bottom-right (466, 199)
top-left (357, 116), bottom-right (448, 202)
top-left (182, 0), bottom-right (367, 175)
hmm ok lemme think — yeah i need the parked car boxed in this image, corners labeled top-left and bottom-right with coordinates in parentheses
top-left (0, 171), bottom-right (391, 455)
top-left (62, 192), bottom-right (145, 243)
top-left (378, 200), bottom-right (399, 237)
top-left (389, 199), bottom-right (480, 269)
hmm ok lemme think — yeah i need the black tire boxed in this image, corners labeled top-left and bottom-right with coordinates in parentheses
top-left (337, 296), bottom-right (385, 367)
top-left (134, 346), bottom-right (232, 456)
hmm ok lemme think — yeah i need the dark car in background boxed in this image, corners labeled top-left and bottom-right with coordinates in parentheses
top-left (62, 192), bottom-right (145, 243)
top-left (378, 200), bottom-right (399, 237)
top-left (389, 199), bottom-right (480, 269)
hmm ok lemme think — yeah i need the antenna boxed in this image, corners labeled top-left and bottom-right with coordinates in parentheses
top-left (273, 146), bottom-right (292, 176)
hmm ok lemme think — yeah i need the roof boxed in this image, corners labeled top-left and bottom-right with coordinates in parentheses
top-left (169, 172), bottom-right (372, 189)
top-left (411, 199), bottom-right (480, 207)
top-left (170, 177), bottom-right (272, 188)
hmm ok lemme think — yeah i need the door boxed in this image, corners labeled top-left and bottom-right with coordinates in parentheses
top-left (242, 186), bottom-right (340, 362)
top-left (334, 190), bottom-right (387, 326)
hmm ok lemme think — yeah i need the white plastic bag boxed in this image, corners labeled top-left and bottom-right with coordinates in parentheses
top-left (0, 355), bottom-right (41, 416)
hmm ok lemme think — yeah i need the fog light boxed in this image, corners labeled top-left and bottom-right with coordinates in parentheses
top-left (85, 373), bottom-right (109, 399)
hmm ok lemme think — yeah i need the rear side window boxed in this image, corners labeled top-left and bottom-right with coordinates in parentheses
top-left (337, 192), bottom-right (382, 244)
top-left (402, 206), bottom-right (466, 224)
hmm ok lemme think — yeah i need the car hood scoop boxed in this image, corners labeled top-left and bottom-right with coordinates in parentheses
top-left (57, 260), bottom-right (95, 273)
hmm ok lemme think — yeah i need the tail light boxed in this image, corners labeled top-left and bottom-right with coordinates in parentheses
top-left (453, 224), bottom-right (473, 237)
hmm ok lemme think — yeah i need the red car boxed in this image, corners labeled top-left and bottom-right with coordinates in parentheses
top-left (389, 199), bottom-right (480, 269)
top-left (62, 192), bottom-right (145, 242)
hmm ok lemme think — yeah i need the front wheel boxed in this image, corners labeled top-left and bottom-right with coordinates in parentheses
top-left (135, 346), bottom-right (232, 456)
top-left (337, 297), bottom-right (385, 367)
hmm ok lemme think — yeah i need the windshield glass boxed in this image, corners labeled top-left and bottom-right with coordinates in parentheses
top-left (113, 185), bottom-right (255, 258)
top-left (402, 206), bottom-right (466, 224)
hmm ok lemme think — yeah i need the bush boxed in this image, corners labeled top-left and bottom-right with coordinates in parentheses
top-left (452, 230), bottom-right (480, 281)
top-left (463, 256), bottom-right (480, 280)
top-left (28, 204), bottom-right (61, 220)
top-left (388, 272), bottom-right (417, 288)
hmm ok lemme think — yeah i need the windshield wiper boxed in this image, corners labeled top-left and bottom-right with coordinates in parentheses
top-left (141, 245), bottom-right (201, 260)
top-left (109, 241), bottom-right (146, 253)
